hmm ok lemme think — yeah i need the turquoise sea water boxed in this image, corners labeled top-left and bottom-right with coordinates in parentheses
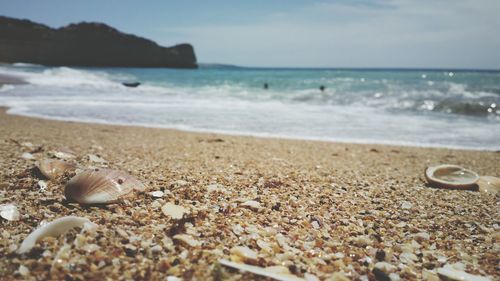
top-left (0, 64), bottom-right (499, 150)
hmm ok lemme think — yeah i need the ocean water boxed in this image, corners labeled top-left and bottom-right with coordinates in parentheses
top-left (0, 64), bottom-right (499, 150)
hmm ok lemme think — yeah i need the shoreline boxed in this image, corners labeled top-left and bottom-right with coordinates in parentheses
top-left (0, 106), bottom-right (498, 280)
top-left (2, 106), bottom-right (498, 152)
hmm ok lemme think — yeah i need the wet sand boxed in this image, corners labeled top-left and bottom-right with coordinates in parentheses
top-left (0, 107), bottom-right (498, 280)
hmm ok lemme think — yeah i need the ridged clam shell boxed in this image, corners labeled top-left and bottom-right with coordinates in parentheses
top-left (476, 176), bottom-right (500, 194)
top-left (65, 168), bottom-right (145, 204)
top-left (425, 164), bottom-right (479, 189)
top-left (37, 159), bottom-right (77, 179)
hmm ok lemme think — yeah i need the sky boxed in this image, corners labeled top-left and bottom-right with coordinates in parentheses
top-left (1, 0), bottom-right (500, 69)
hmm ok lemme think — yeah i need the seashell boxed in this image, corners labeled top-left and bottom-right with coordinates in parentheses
top-left (219, 259), bottom-right (306, 281)
top-left (149, 190), bottom-right (164, 198)
top-left (0, 204), bottom-right (20, 221)
top-left (425, 164), bottom-right (479, 189)
top-left (476, 176), bottom-right (500, 194)
top-left (230, 246), bottom-right (258, 263)
top-left (161, 202), bottom-right (187, 219)
top-left (241, 200), bottom-right (261, 211)
top-left (21, 152), bottom-right (35, 160)
top-left (64, 168), bottom-right (145, 204)
top-left (88, 154), bottom-right (106, 163)
top-left (437, 264), bottom-right (491, 281)
top-left (53, 147), bottom-right (76, 159)
top-left (173, 234), bottom-right (202, 247)
top-left (18, 216), bottom-right (96, 254)
top-left (36, 159), bottom-right (77, 179)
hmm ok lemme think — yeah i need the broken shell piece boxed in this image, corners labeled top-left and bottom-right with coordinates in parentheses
top-left (149, 191), bottom-right (164, 198)
top-left (219, 259), bottom-right (305, 281)
top-left (21, 152), bottom-right (35, 160)
top-left (88, 154), bottom-right (106, 164)
top-left (65, 169), bottom-right (145, 204)
top-left (0, 204), bottom-right (20, 221)
top-left (38, 180), bottom-right (47, 191)
top-left (241, 200), bottom-right (261, 211)
top-left (476, 176), bottom-right (500, 194)
top-left (230, 246), bottom-right (258, 263)
top-left (437, 264), bottom-right (491, 281)
top-left (18, 216), bottom-right (96, 254)
top-left (425, 165), bottom-right (479, 189)
top-left (162, 203), bottom-right (187, 219)
top-left (37, 159), bottom-right (77, 180)
top-left (53, 148), bottom-right (76, 159)
top-left (173, 234), bottom-right (201, 247)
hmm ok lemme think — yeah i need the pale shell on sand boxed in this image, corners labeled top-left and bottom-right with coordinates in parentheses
top-left (18, 216), bottom-right (96, 254)
top-left (0, 204), bottom-right (20, 221)
top-left (162, 202), bottom-right (187, 219)
top-left (37, 159), bottom-right (77, 180)
top-left (425, 164), bottom-right (479, 189)
top-left (476, 176), bottom-right (500, 194)
top-left (64, 168), bottom-right (145, 204)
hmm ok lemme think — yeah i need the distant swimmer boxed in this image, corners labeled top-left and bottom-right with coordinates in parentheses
top-left (263, 83), bottom-right (269, 90)
top-left (319, 85), bottom-right (325, 92)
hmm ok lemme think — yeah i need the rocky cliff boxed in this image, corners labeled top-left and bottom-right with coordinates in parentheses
top-left (0, 16), bottom-right (197, 68)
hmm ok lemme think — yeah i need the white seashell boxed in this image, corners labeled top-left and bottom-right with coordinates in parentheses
top-left (162, 203), bottom-right (187, 219)
top-left (219, 259), bottom-right (306, 281)
top-left (53, 148), bottom-right (76, 159)
top-left (18, 216), bottom-right (96, 254)
top-left (38, 180), bottom-right (47, 191)
top-left (88, 154), bottom-right (106, 163)
top-left (476, 176), bottom-right (500, 194)
top-left (37, 159), bottom-right (77, 180)
top-left (0, 204), bottom-right (20, 221)
top-left (241, 200), bottom-right (261, 211)
top-left (173, 234), bottom-right (201, 247)
top-left (230, 246), bottom-right (258, 263)
top-left (425, 165), bottom-right (479, 189)
top-left (65, 169), bottom-right (145, 204)
top-left (401, 201), bottom-right (412, 209)
top-left (21, 152), bottom-right (35, 160)
top-left (437, 264), bottom-right (491, 281)
top-left (18, 265), bottom-right (29, 276)
top-left (149, 191), bottom-right (164, 198)
top-left (21, 142), bottom-right (34, 148)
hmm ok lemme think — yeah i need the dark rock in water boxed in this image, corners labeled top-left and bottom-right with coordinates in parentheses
top-left (122, 82), bottom-right (141, 88)
top-left (0, 16), bottom-right (197, 68)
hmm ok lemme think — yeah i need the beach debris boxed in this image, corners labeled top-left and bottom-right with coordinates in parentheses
top-left (425, 164), bottom-right (479, 189)
top-left (401, 201), bottom-right (412, 209)
top-left (161, 202), bottom-right (187, 219)
top-left (207, 183), bottom-right (225, 192)
top-left (241, 200), bottom-right (261, 211)
top-left (18, 265), bottom-right (29, 276)
top-left (21, 152), bottom-right (35, 160)
top-left (149, 190), bottom-right (164, 198)
top-left (219, 259), bottom-right (306, 281)
top-left (37, 159), bottom-right (77, 180)
top-left (173, 234), bottom-right (201, 247)
top-left (64, 168), bottom-right (145, 204)
top-left (53, 148), bottom-right (76, 160)
top-left (0, 204), bottom-right (20, 221)
top-left (437, 264), bottom-right (491, 281)
top-left (37, 180), bottom-right (47, 191)
top-left (88, 154), bottom-right (106, 164)
top-left (476, 176), bottom-right (500, 194)
top-left (18, 216), bottom-right (96, 254)
top-left (230, 246), bottom-right (258, 263)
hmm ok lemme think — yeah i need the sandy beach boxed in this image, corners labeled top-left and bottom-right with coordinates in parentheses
top-left (0, 107), bottom-right (498, 280)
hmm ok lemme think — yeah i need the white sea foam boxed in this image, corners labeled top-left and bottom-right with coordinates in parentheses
top-left (0, 65), bottom-right (498, 150)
